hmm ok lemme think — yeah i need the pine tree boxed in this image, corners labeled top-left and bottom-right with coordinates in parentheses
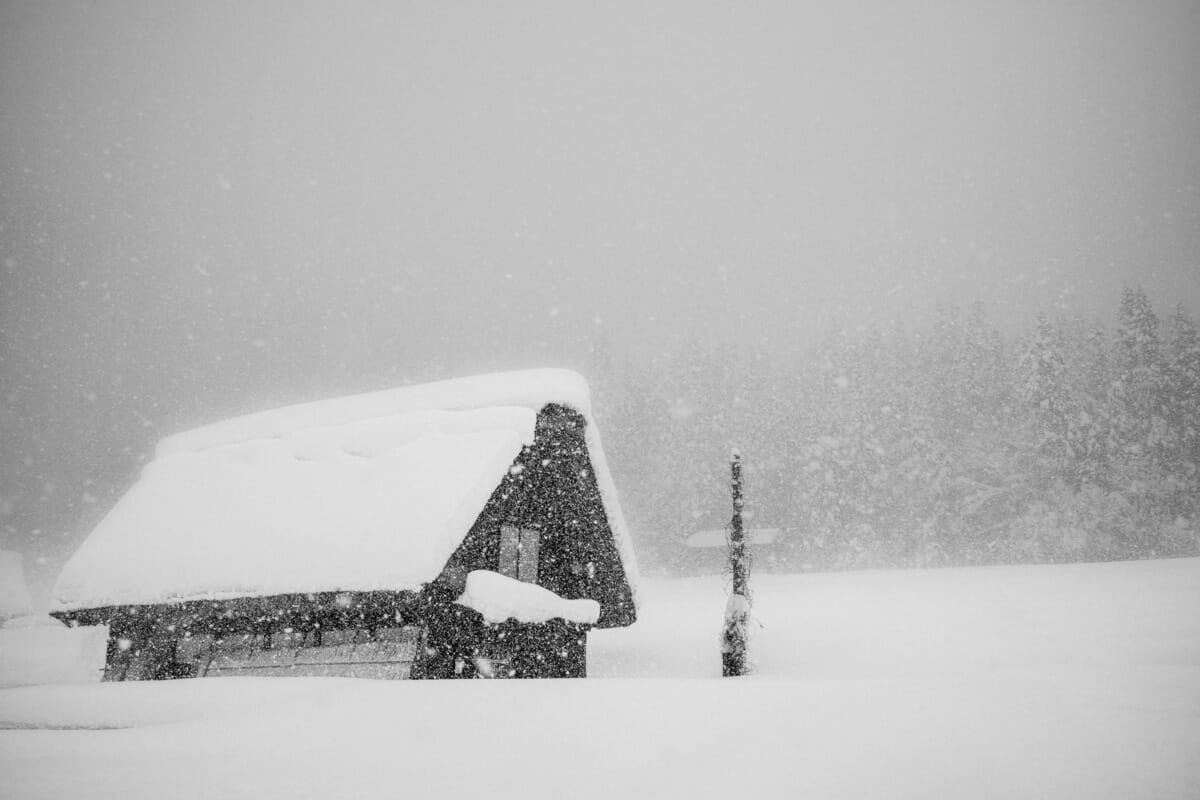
top-left (1063, 320), bottom-right (1114, 489)
top-left (961, 301), bottom-right (1009, 428)
top-left (1110, 286), bottom-right (1170, 556)
top-left (1161, 307), bottom-right (1200, 551)
top-left (1012, 314), bottom-right (1077, 560)
top-left (1164, 307), bottom-right (1200, 469)
top-left (1019, 314), bottom-right (1072, 476)
top-left (1112, 286), bottom-right (1167, 457)
top-left (923, 304), bottom-right (969, 446)
top-left (948, 303), bottom-right (1020, 562)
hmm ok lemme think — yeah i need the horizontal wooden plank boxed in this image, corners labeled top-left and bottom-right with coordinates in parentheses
top-left (178, 626), bottom-right (423, 678)
top-left (205, 662), bottom-right (412, 680)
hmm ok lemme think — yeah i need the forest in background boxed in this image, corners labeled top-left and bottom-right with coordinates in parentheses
top-left (5, 286), bottom-right (1199, 591)
top-left (592, 286), bottom-right (1200, 574)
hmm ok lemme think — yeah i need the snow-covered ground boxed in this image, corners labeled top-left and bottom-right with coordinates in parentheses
top-left (2, 558), bottom-right (1198, 799)
top-left (0, 619), bottom-right (107, 689)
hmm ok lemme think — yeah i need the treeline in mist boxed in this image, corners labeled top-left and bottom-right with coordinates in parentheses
top-left (593, 287), bottom-right (1200, 573)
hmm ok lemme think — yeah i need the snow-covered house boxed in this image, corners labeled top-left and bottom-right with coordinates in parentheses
top-left (51, 369), bottom-right (638, 680)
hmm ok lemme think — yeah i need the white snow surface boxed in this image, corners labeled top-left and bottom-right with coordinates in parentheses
top-left (5, 558), bottom-right (1198, 799)
top-left (456, 569), bottom-right (601, 624)
top-left (50, 369), bottom-right (638, 612)
top-left (0, 621), bottom-right (107, 689)
top-left (0, 551), bottom-right (33, 619)
top-left (154, 368), bottom-right (592, 457)
top-left (53, 409), bottom-right (533, 609)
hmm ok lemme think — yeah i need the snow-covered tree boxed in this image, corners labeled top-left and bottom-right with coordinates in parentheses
top-left (1019, 314), bottom-right (1073, 475)
top-left (583, 289), bottom-right (1197, 572)
top-left (1106, 287), bottom-right (1173, 555)
top-left (1160, 307), bottom-right (1200, 547)
top-left (1112, 286), bottom-right (1167, 458)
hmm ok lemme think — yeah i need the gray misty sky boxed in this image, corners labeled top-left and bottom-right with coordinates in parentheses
top-left (5, 2), bottom-right (1199, 373)
top-left (1, 2), bottom-right (1199, 560)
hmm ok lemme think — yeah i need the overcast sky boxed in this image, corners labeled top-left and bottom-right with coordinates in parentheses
top-left (2, 2), bottom-right (1199, 566)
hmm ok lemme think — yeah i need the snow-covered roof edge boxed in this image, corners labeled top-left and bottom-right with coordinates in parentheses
top-left (49, 417), bottom-right (533, 613)
top-left (156, 368), bottom-right (592, 458)
top-left (580, 410), bottom-right (640, 607)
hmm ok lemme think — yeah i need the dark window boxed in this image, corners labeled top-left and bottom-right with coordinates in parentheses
top-left (499, 523), bottom-right (540, 583)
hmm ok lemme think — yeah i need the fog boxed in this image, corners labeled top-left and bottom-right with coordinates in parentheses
top-left (2, 2), bottom-right (1199, 587)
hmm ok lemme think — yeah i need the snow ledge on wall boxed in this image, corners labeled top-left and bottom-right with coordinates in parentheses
top-left (456, 570), bottom-right (601, 625)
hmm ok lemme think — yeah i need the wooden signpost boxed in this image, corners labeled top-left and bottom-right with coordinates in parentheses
top-left (722, 450), bottom-right (750, 677)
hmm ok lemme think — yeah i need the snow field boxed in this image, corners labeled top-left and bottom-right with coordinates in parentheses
top-left (2, 558), bottom-right (1198, 799)
top-left (0, 622), bottom-right (107, 690)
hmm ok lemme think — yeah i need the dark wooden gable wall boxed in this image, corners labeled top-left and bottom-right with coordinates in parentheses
top-left (432, 403), bottom-right (636, 628)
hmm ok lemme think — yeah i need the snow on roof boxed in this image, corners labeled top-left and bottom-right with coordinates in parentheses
top-left (52, 369), bottom-right (638, 613)
top-left (684, 528), bottom-right (781, 549)
top-left (155, 369), bottom-right (592, 458)
top-left (456, 570), bottom-right (600, 625)
top-left (0, 551), bottom-right (34, 619)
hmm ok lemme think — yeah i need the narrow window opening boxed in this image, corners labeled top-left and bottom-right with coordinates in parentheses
top-left (518, 527), bottom-right (540, 584)
top-left (499, 523), bottom-right (540, 583)
top-left (499, 524), bottom-right (520, 579)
